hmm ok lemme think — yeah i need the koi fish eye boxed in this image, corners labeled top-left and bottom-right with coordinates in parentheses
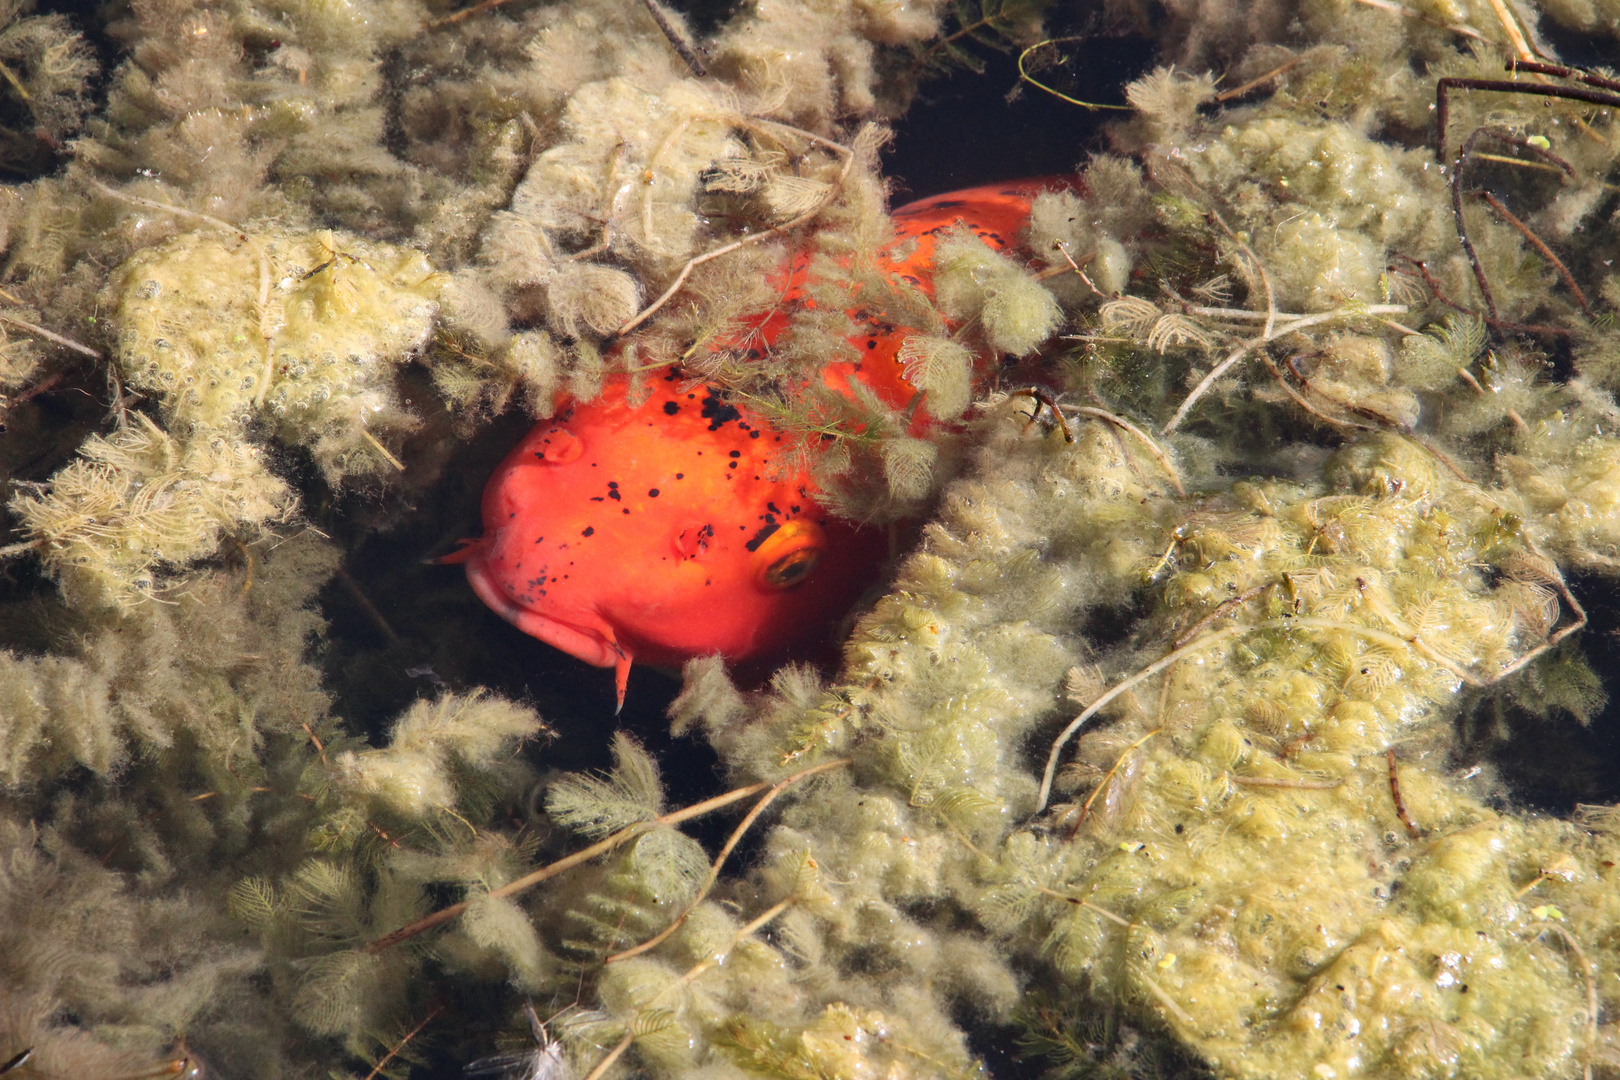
top-left (751, 520), bottom-right (826, 591)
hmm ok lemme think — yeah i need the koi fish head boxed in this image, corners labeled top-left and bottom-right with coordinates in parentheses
top-left (458, 373), bottom-right (888, 709)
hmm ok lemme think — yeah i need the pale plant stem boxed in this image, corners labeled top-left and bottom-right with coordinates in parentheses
top-left (617, 119), bottom-right (854, 337)
top-left (0, 312), bottom-right (100, 359)
top-left (1066, 405), bottom-right (1184, 496)
top-left (367, 772), bottom-right (805, 953)
top-left (1161, 305), bottom-right (1410, 435)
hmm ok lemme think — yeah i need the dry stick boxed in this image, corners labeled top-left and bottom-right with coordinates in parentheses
top-left (427, 0), bottom-right (510, 28)
top-left (641, 117), bottom-right (694, 247)
top-left (367, 764), bottom-right (847, 953)
top-left (616, 121), bottom-right (855, 337)
top-left (1476, 190), bottom-right (1594, 317)
top-left (1483, 0), bottom-right (1536, 60)
top-left (944, 819), bottom-right (1132, 930)
top-left (1067, 405), bottom-right (1185, 496)
top-left (358, 428), bottom-right (405, 472)
top-left (1137, 971), bottom-right (1200, 1032)
top-left (1010, 386), bottom-right (1073, 442)
top-left (1387, 748), bottom-right (1422, 838)
top-left (335, 567), bottom-right (403, 648)
top-left (1482, 540), bottom-right (1588, 681)
top-left (580, 897), bottom-right (798, 1080)
top-left (604, 756), bottom-right (851, 964)
top-left (638, 0), bottom-right (708, 77)
top-left (1065, 727), bottom-right (1161, 839)
top-left (363, 1003), bottom-right (445, 1080)
top-left (1172, 583), bottom-right (1269, 648)
top-left (1230, 773), bottom-right (1345, 790)
top-left (1214, 56), bottom-right (1304, 102)
top-left (0, 313), bottom-right (100, 359)
top-left (1161, 304), bottom-right (1409, 435)
top-left (1260, 352), bottom-right (1379, 432)
top-left (1039, 624), bottom-right (1249, 811)
top-left (1447, 127), bottom-right (1576, 326)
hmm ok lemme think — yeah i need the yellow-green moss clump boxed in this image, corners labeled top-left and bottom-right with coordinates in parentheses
top-left (634, 411), bottom-right (1609, 1080)
top-left (113, 227), bottom-right (442, 473)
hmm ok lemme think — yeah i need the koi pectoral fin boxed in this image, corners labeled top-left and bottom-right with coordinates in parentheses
top-left (614, 650), bottom-right (631, 716)
top-left (434, 538), bottom-right (482, 566)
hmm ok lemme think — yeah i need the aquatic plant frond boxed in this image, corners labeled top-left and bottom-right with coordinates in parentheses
top-left (547, 732), bottom-right (666, 840)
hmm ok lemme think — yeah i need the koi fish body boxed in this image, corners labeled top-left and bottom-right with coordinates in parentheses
top-left (459, 181), bottom-right (1064, 708)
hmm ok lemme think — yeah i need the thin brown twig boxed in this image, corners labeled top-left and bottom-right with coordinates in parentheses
top-left (1387, 748), bottom-right (1422, 838)
top-left (335, 567), bottom-right (403, 647)
top-left (1215, 56), bottom-right (1304, 102)
top-left (617, 120), bottom-right (854, 337)
top-left (1259, 352), bottom-right (1379, 432)
top-left (1351, 0), bottom-right (1487, 40)
top-left (363, 1003), bottom-right (445, 1080)
top-left (1209, 209), bottom-right (1276, 340)
top-left (638, 0), bottom-right (707, 77)
top-left (1011, 386), bottom-right (1073, 442)
top-left (1476, 190), bottom-right (1594, 317)
top-left (604, 757), bottom-right (850, 964)
top-left (427, 0), bottom-right (511, 28)
top-left (366, 764), bottom-right (848, 953)
top-left (1162, 304), bottom-right (1408, 434)
top-left (0, 368), bottom-right (65, 417)
top-left (0, 313), bottom-right (100, 359)
top-left (1173, 584), bottom-right (1268, 647)
top-left (1039, 606), bottom-right (1572, 812)
top-left (1064, 727), bottom-right (1161, 839)
top-left (1068, 404), bottom-right (1185, 495)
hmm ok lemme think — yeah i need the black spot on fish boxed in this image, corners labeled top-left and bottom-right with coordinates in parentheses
top-left (676, 473), bottom-right (684, 479)
top-left (745, 522), bottom-right (780, 552)
top-left (749, 429), bottom-right (760, 438)
top-left (581, 527), bottom-right (594, 537)
top-left (649, 488), bottom-right (660, 497)
top-left (663, 401), bottom-right (680, 415)
top-left (728, 461), bottom-right (738, 469)
top-left (701, 392), bottom-right (742, 431)
top-left (728, 450), bottom-right (741, 458)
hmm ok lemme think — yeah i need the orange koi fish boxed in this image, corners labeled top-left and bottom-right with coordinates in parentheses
top-left (455, 180), bottom-right (1062, 709)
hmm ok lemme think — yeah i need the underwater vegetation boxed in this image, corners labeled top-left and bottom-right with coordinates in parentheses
top-left (5, 0), bottom-right (1620, 1077)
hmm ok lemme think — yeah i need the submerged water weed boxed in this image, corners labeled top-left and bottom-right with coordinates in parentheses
top-left (9, 0), bottom-right (1620, 1077)
top-left (114, 227), bottom-right (443, 477)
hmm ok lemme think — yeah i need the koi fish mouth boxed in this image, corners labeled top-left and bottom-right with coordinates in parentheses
top-left (462, 547), bottom-right (634, 711)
